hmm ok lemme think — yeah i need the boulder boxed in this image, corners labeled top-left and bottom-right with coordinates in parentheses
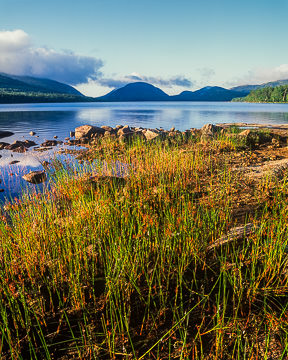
top-left (201, 124), bottom-right (223, 137)
top-left (101, 125), bottom-right (114, 132)
top-left (29, 131), bottom-right (36, 136)
top-left (22, 170), bottom-right (47, 184)
top-left (117, 125), bottom-right (132, 136)
top-left (75, 125), bottom-right (105, 139)
top-left (143, 129), bottom-right (165, 141)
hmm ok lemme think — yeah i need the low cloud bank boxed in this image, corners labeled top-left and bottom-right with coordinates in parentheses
top-left (228, 64), bottom-right (288, 87)
top-left (97, 73), bottom-right (194, 89)
top-left (0, 29), bottom-right (103, 85)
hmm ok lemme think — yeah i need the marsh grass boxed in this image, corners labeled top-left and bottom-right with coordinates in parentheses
top-left (0, 131), bottom-right (288, 359)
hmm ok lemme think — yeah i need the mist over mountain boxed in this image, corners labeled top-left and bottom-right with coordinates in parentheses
top-left (231, 79), bottom-right (288, 93)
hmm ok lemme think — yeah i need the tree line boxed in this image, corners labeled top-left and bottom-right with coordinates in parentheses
top-left (233, 85), bottom-right (288, 103)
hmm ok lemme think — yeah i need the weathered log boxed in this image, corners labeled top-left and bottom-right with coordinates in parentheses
top-left (207, 223), bottom-right (259, 251)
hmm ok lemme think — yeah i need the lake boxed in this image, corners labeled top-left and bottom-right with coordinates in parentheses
top-left (1, 101), bottom-right (288, 202)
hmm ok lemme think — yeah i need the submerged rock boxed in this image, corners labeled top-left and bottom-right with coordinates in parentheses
top-left (22, 171), bottom-right (47, 184)
top-left (4, 140), bottom-right (37, 153)
top-left (41, 140), bottom-right (62, 147)
top-left (0, 131), bottom-right (14, 139)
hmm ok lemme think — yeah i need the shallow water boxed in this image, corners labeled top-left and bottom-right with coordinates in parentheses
top-left (1, 101), bottom-right (288, 201)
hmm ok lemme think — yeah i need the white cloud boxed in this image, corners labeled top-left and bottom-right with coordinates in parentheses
top-left (0, 29), bottom-right (103, 85)
top-left (228, 64), bottom-right (288, 87)
top-left (96, 73), bottom-right (194, 89)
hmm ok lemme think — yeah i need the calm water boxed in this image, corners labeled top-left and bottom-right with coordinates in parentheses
top-left (1, 101), bottom-right (288, 201)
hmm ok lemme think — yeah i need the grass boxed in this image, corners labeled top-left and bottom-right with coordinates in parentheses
top-left (0, 130), bottom-right (288, 359)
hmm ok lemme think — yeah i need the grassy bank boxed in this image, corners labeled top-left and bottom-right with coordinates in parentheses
top-left (1, 129), bottom-right (288, 359)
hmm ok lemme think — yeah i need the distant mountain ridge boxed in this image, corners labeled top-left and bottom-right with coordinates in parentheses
top-left (1, 73), bottom-right (288, 104)
top-left (97, 82), bottom-right (170, 101)
top-left (95, 82), bottom-right (247, 102)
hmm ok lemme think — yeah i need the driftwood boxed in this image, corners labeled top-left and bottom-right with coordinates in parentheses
top-left (207, 223), bottom-right (259, 251)
top-left (217, 122), bottom-right (288, 130)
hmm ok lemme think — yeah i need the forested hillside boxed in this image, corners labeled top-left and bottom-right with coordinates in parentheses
top-left (233, 85), bottom-right (288, 103)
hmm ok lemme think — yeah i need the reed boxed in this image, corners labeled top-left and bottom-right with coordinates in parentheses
top-left (0, 131), bottom-right (287, 359)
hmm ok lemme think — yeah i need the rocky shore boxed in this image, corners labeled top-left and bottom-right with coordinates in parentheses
top-left (2, 122), bottom-right (288, 186)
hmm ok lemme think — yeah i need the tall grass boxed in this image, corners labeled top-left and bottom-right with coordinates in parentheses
top-left (0, 132), bottom-right (288, 359)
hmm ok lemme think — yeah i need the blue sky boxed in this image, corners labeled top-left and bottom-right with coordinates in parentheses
top-left (1, 0), bottom-right (288, 96)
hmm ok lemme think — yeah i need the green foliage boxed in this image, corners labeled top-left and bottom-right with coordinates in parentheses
top-left (234, 85), bottom-right (288, 103)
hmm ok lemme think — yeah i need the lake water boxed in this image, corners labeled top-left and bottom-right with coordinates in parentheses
top-left (1, 101), bottom-right (288, 202)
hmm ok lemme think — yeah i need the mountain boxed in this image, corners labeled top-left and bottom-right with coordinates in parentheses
top-left (0, 73), bottom-right (84, 96)
top-left (171, 86), bottom-right (247, 101)
top-left (231, 79), bottom-right (288, 93)
top-left (95, 83), bottom-right (247, 102)
top-left (96, 82), bottom-right (170, 101)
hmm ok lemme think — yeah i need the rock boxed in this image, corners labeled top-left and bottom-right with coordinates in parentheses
top-left (70, 131), bottom-right (75, 138)
top-left (239, 129), bottom-right (251, 137)
top-left (75, 125), bottom-right (105, 139)
top-left (33, 147), bottom-right (52, 152)
top-left (201, 124), bottom-right (223, 136)
top-left (115, 125), bottom-right (123, 130)
top-left (117, 125), bottom-right (131, 136)
top-left (29, 131), bottom-right (36, 136)
top-left (143, 129), bottom-right (164, 141)
top-left (4, 140), bottom-right (36, 152)
top-left (23, 140), bottom-right (37, 147)
top-left (0, 131), bottom-right (14, 139)
top-left (22, 170), bottom-right (47, 184)
top-left (9, 160), bottom-right (20, 165)
top-left (170, 127), bottom-right (175, 132)
top-left (0, 142), bottom-right (9, 150)
top-left (41, 140), bottom-right (62, 147)
top-left (65, 137), bottom-right (70, 141)
top-left (53, 135), bottom-right (58, 139)
top-left (101, 125), bottom-right (114, 132)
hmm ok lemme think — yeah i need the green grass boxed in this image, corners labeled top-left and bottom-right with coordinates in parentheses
top-left (0, 132), bottom-right (288, 359)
